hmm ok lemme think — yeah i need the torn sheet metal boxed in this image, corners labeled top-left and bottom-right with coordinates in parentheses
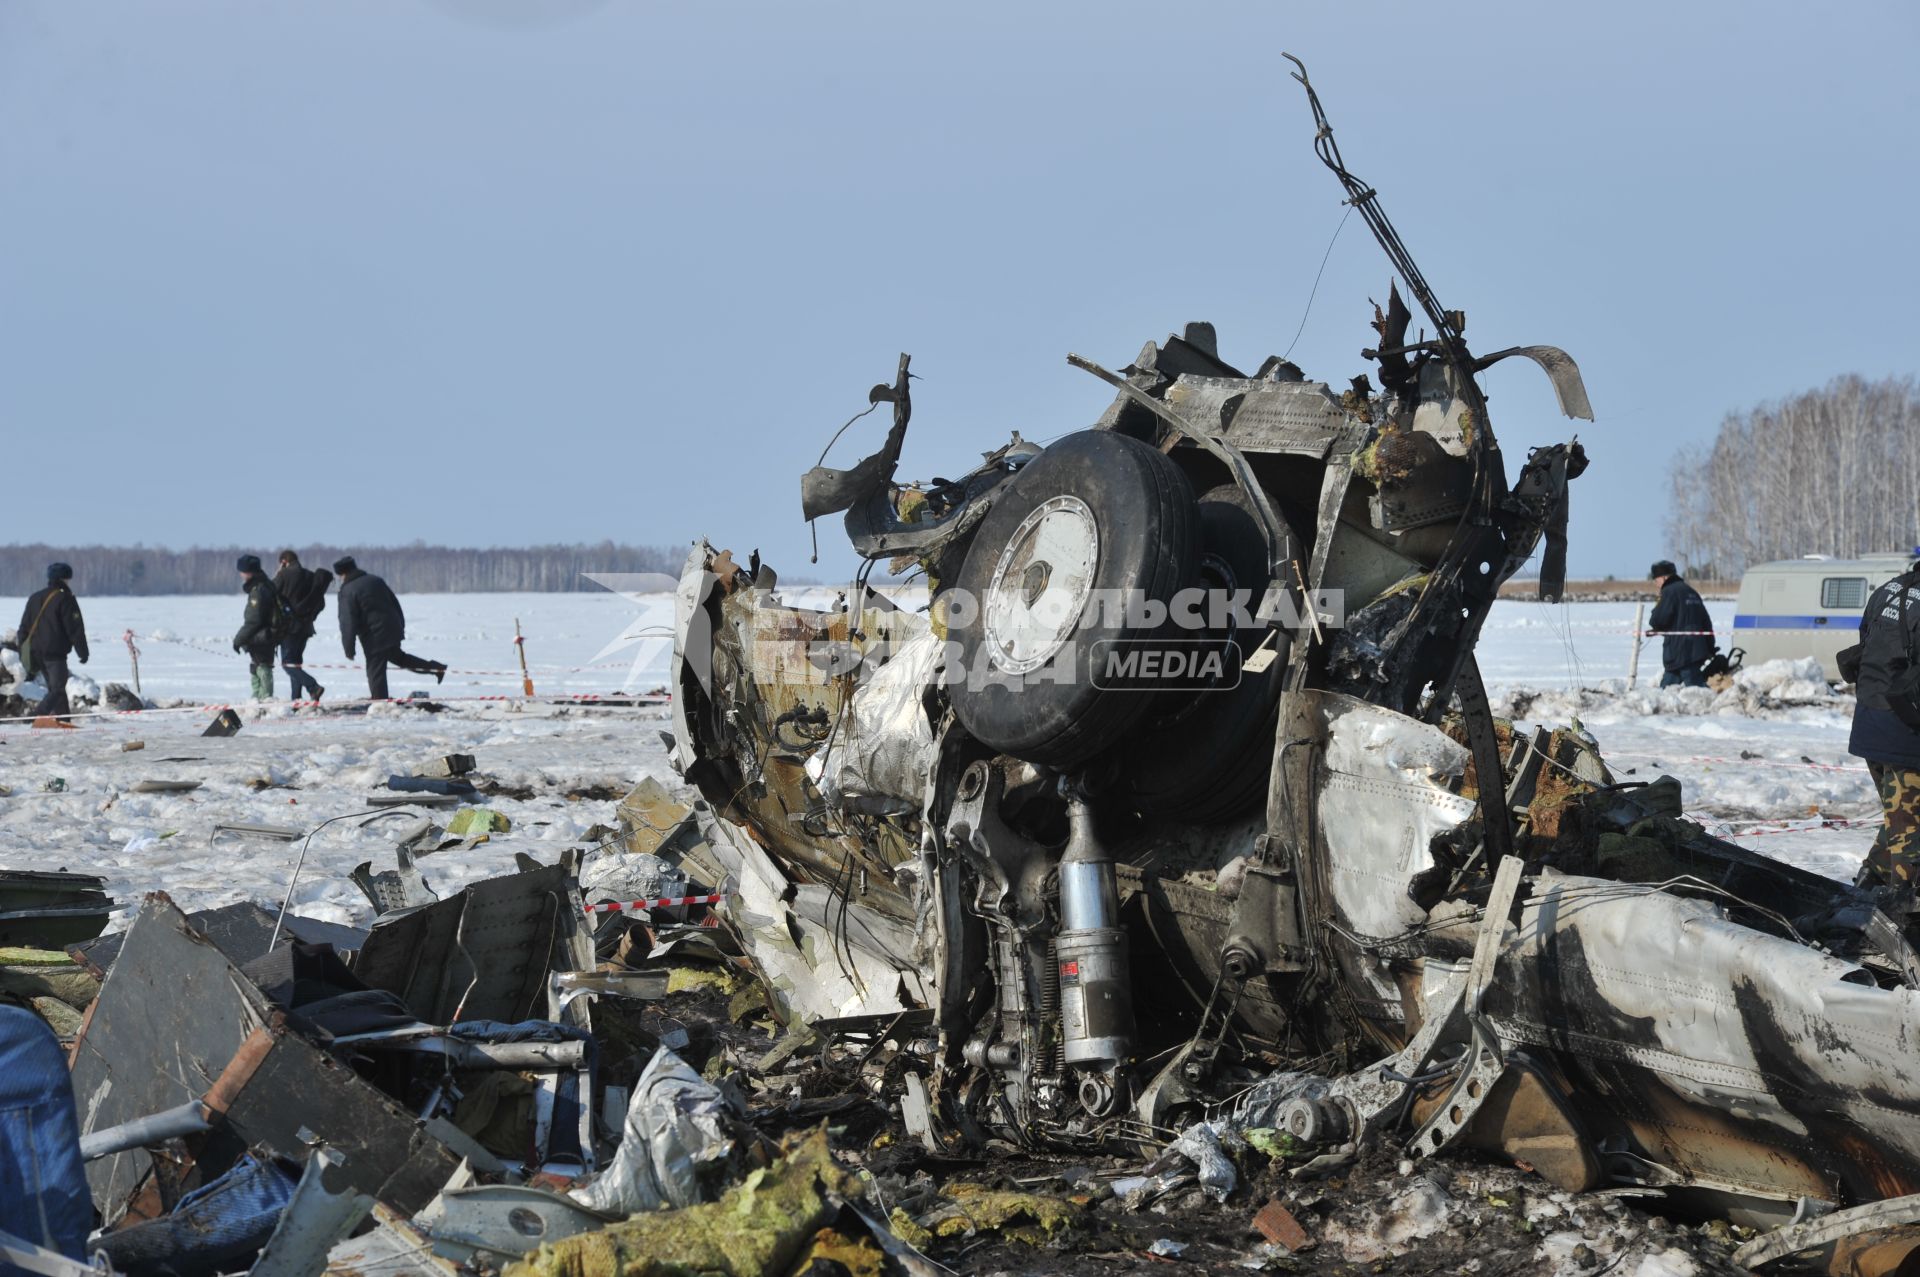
top-left (75, 902), bottom-right (367, 975)
top-left (800, 446), bottom-right (897, 524)
top-left (1271, 690), bottom-right (1478, 1023)
top-left (799, 355), bottom-right (912, 524)
top-left (350, 848), bottom-right (438, 916)
top-left (195, 1025), bottom-right (461, 1214)
top-left (208, 823), bottom-right (305, 844)
top-left (1496, 871), bottom-right (1920, 1210)
top-left (613, 775), bottom-right (694, 859)
top-left (350, 863), bottom-right (591, 1025)
top-left (1220, 379), bottom-right (1372, 459)
top-left (1473, 343), bottom-right (1594, 422)
top-left (703, 807), bottom-right (927, 1024)
top-left (841, 433), bottom-right (1038, 564)
top-left (1734, 1192), bottom-right (1920, 1272)
top-left (248, 1148), bottom-right (374, 1277)
top-left (69, 894), bottom-right (274, 1222)
top-left (416, 1185), bottom-right (608, 1265)
top-left (0, 870), bottom-right (115, 949)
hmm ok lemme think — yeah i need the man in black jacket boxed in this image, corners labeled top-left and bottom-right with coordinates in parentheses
top-left (233, 554), bottom-right (282, 700)
top-left (1648, 560), bottom-right (1715, 688)
top-left (273, 551), bottom-right (329, 703)
top-left (1850, 560), bottom-right (1920, 891)
top-left (15, 563), bottom-right (88, 718)
top-left (333, 556), bottom-right (447, 700)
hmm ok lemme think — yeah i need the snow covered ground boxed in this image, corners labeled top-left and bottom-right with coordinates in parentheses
top-left (0, 593), bottom-right (1880, 932)
top-left (0, 589), bottom-right (686, 705)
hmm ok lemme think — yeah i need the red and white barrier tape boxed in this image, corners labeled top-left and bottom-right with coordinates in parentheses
top-left (582, 894), bottom-right (727, 915)
top-left (1, 691), bottom-right (669, 726)
top-left (132, 634), bottom-right (640, 677)
top-left (283, 660), bottom-right (639, 675)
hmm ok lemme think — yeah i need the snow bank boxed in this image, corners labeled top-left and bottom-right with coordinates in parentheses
top-left (1732, 655), bottom-right (1831, 702)
top-left (1493, 657), bottom-right (1843, 725)
top-left (0, 699), bottom-right (672, 932)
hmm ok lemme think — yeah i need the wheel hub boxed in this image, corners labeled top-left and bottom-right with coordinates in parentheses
top-left (983, 495), bottom-right (1099, 674)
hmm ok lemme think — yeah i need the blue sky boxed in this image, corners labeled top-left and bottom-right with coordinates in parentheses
top-left (2, 1), bottom-right (1915, 580)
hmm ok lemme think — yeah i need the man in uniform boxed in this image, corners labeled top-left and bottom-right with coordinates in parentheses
top-left (1648, 559), bottom-right (1715, 688)
top-left (233, 554), bottom-right (282, 700)
top-left (334, 556), bottom-right (447, 699)
top-left (1850, 557), bottom-right (1920, 892)
top-left (15, 562), bottom-right (89, 718)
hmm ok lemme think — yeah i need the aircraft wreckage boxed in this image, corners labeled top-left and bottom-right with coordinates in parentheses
top-left (668, 60), bottom-right (1920, 1272)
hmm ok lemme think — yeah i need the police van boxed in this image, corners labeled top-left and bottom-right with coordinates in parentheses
top-left (1732, 553), bottom-right (1914, 681)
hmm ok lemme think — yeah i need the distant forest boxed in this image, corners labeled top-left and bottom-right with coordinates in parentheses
top-left (1666, 374), bottom-right (1920, 577)
top-left (0, 543), bottom-right (688, 595)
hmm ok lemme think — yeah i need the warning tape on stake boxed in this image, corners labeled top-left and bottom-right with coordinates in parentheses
top-left (135, 633), bottom-right (640, 677)
top-left (582, 894), bottom-right (727, 915)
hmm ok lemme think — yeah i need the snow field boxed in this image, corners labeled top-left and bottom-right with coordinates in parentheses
top-left (0, 595), bottom-right (1881, 924)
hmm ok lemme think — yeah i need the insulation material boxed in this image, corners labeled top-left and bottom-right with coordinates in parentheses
top-left (806, 626), bottom-right (942, 816)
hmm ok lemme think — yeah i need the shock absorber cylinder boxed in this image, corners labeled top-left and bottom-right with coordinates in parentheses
top-left (1055, 795), bottom-right (1135, 1074)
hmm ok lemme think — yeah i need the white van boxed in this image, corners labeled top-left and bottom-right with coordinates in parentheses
top-left (1732, 553), bottom-right (1914, 681)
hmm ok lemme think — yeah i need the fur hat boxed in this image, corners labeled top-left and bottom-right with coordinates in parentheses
top-left (237, 553), bottom-right (263, 574)
top-left (46, 562), bottom-right (72, 582)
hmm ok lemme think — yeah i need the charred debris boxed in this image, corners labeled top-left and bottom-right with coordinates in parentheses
top-left (673, 57), bottom-right (1920, 1275)
top-left (5, 58), bottom-right (1920, 1277)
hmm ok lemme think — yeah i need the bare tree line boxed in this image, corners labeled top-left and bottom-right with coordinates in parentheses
top-left (1665, 374), bottom-right (1920, 578)
top-left (0, 542), bottom-right (688, 596)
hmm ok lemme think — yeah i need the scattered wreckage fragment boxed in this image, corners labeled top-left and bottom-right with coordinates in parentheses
top-left (665, 54), bottom-right (1920, 1273)
top-left (0, 869), bottom-right (115, 948)
top-left (5, 844), bottom-right (944, 1275)
top-left (0, 763), bottom-right (952, 1277)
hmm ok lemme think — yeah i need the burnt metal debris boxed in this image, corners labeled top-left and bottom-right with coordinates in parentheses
top-left (6, 58), bottom-right (1918, 1277)
top-left (657, 56), bottom-right (1920, 1276)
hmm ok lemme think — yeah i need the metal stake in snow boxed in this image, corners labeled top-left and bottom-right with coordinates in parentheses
top-left (1625, 601), bottom-right (1645, 690)
top-left (124, 629), bottom-right (142, 698)
top-left (515, 618), bottom-right (534, 697)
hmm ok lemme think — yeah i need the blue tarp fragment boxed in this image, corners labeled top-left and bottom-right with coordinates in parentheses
top-left (0, 1004), bottom-right (89, 1276)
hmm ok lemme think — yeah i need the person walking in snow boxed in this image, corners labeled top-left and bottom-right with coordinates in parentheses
top-left (15, 562), bottom-right (89, 718)
top-left (1850, 557), bottom-right (1920, 894)
top-left (1648, 560), bottom-right (1715, 688)
top-left (274, 550), bottom-right (329, 703)
top-left (233, 554), bottom-right (283, 701)
top-left (334, 556), bottom-right (447, 700)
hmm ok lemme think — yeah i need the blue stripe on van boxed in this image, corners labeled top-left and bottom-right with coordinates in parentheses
top-left (1733, 614), bottom-right (1857, 629)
